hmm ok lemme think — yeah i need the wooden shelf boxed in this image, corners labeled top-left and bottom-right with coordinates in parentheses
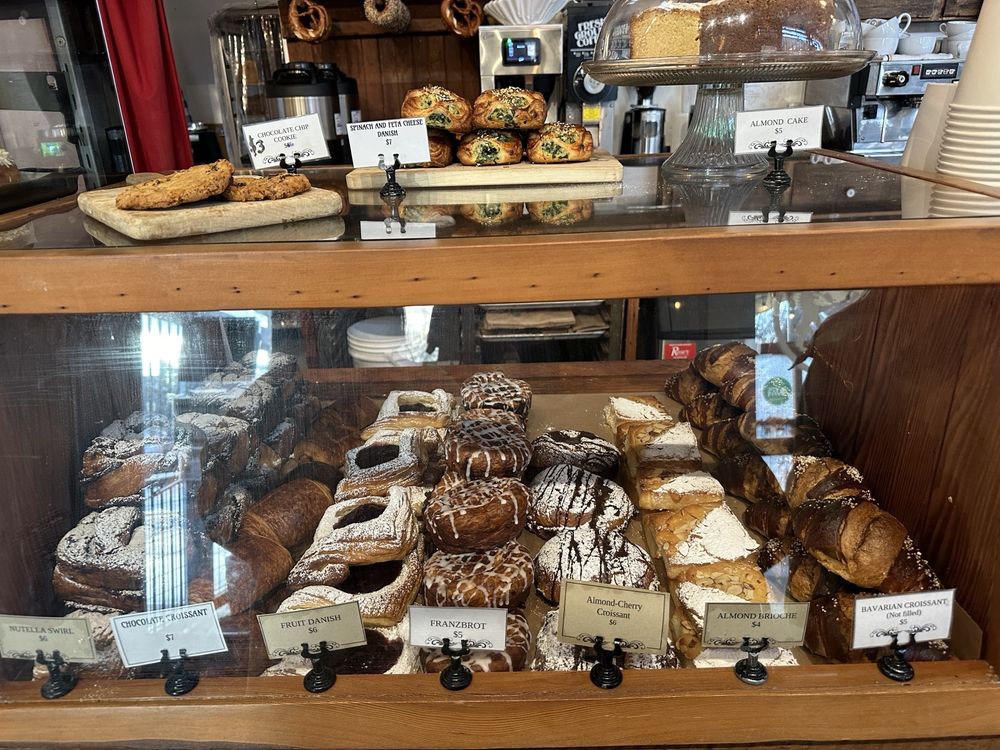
top-left (1, 662), bottom-right (998, 749)
top-left (1, 216), bottom-right (1000, 315)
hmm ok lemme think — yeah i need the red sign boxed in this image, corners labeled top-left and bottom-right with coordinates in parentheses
top-left (661, 342), bottom-right (697, 360)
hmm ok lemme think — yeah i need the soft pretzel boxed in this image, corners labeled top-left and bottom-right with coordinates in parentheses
top-left (288, 0), bottom-right (332, 43)
top-left (441, 0), bottom-right (482, 37)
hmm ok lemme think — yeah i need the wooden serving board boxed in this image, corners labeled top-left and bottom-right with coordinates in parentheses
top-left (345, 150), bottom-right (624, 190)
top-left (77, 186), bottom-right (343, 241)
top-left (349, 180), bottom-right (623, 206)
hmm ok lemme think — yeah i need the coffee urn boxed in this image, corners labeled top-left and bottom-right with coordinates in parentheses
top-left (265, 62), bottom-right (339, 162)
top-left (620, 87), bottom-right (666, 155)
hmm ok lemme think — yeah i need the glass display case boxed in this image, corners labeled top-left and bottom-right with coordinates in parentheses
top-left (1, 153), bottom-right (1000, 750)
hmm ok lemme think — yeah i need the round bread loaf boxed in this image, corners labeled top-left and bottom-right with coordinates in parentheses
top-left (443, 418), bottom-right (531, 481)
top-left (534, 526), bottom-right (659, 604)
top-left (423, 539), bottom-right (533, 608)
top-left (424, 477), bottom-right (529, 553)
top-left (530, 429), bottom-right (620, 478)
top-left (527, 463), bottom-right (633, 539)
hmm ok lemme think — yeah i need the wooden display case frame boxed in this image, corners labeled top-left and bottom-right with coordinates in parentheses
top-left (1, 181), bottom-right (1000, 750)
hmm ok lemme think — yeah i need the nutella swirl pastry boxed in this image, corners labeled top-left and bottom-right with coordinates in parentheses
top-left (460, 407), bottom-right (526, 431)
top-left (279, 544), bottom-right (424, 627)
top-left (472, 87), bottom-right (546, 130)
top-left (264, 615), bottom-right (419, 676)
top-left (360, 389), bottom-right (454, 439)
top-left (424, 477), bottom-right (529, 553)
top-left (423, 539), bottom-right (533, 608)
top-left (287, 493), bottom-right (419, 589)
top-left (459, 201), bottom-right (523, 226)
top-left (335, 428), bottom-right (426, 501)
top-left (54, 507), bottom-right (146, 592)
top-left (527, 199), bottom-right (594, 226)
top-left (530, 429), bottom-right (621, 478)
top-left (527, 464), bottom-right (633, 539)
top-left (401, 85), bottom-right (472, 133)
top-left (531, 610), bottom-right (679, 671)
top-left (461, 371), bottom-right (532, 416)
top-left (443, 418), bottom-right (531, 481)
top-left (457, 129), bottom-right (524, 166)
top-left (526, 123), bottom-right (594, 163)
top-left (534, 526), bottom-right (659, 604)
top-left (422, 611), bottom-right (530, 673)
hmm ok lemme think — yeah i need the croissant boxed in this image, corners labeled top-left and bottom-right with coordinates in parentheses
top-left (719, 368), bottom-right (755, 411)
top-left (738, 412), bottom-right (833, 457)
top-left (698, 418), bottom-right (755, 460)
top-left (681, 392), bottom-right (740, 430)
top-left (792, 496), bottom-right (939, 593)
top-left (712, 452), bottom-right (784, 503)
top-left (694, 342), bottom-right (757, 387)
top-left (744, 497), bottom-right (792, 538)
top-left (787, 456), bottom-right (868, 509)
top-left (664, 365), bottom-right (716, 406)
top-left (757, 537), bottom-right (843, 602)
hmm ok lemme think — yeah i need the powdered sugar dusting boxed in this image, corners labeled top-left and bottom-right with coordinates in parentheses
top-left (669, 504), bottom-right (759, 568)
top-left (676, 582), bottom-right (748, 630)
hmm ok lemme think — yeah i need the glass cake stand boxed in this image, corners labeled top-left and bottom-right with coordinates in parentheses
top-left (584, 51), bottom-right (873, 179)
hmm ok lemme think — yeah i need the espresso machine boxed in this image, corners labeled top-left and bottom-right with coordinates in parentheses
top-left (479, 25), bottom-right (563, 123)
top-left (805, 57), bottom-right (963, 161)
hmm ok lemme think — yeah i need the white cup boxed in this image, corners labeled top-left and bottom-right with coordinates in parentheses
top-left (947, 39), bottom-right (973, 57)
top-left (898, 32), bottom-right (944, 55)
top-left (863, 35), bottom-right (900, 55)
top-left (940, 20), bottom-right (976, 36)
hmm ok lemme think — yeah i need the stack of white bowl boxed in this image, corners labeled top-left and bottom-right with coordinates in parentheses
top-left (930, 3), bottom-right (1000, 218)
top-left (347, 316), bottom-right (418, 368)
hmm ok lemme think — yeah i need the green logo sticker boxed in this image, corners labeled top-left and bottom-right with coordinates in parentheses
top-left (763, 376), bottom-right (792, 406)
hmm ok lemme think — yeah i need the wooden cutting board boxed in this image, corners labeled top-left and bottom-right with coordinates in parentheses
top-left (348, 180), bottom-right (623, 206)
top-left (345, 150), bottom-right (624, 190)
top-left (77, 186), bottom-right (343, 241)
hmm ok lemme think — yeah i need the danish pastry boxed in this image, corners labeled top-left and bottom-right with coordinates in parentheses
top-left (472, 87), bottom-right (546, 130)
top-left (360, 389), bottom-right (454, 439)
top-left (526, 123), bottom-right (594, 163)
top-left (407, 129), bottom-right (455, 168)
top-left (459, 202), bottom-right (522, 226)
top-left (335, 428), bottom-right (427, 501)
top-left (457, 129), bottom-right (524, 166)
top-left (400, 86), bottom-right (472, 133)
top-left (527, 199), bottom-right (594, 226)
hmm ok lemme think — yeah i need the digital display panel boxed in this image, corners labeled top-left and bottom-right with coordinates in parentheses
top-left (503, 37), bottom-right (540, 66)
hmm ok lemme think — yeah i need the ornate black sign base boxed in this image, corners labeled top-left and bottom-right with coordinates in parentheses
top-left (589, 636), bottom-right (624, 690)
top-left (36, 650), bottom-right (77, 699)
top-left (439, 638), bottom-right (473, 691)
top-left (379, 154), bottom-right (406, 200)
top-left (877, 632), bottom-right (915, 683)
top-left (159, 648), bottom-right (199, 696)
top-left (734, 637), bottom-right (771, 686)
top-left (301, 641), bottom-right (338, 693)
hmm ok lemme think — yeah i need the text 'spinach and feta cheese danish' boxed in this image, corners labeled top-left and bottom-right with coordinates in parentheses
top-left (472, 87), bottom-right (547, 130)
top-left (400, 85), bottom-right (472, 133)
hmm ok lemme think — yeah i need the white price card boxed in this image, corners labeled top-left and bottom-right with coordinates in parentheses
top-left (852, 590), bottom-right (956, 651)
top-left (734, 105), bottom-right (823, 155)
top-left (359, 220), bottom-right (436, 240)
top-left (347, 118), bottom-right (430, 168)
top-left (557, 580), bottom-right (671, 655)
top-left (702, 602), bottom-right (811, 648)
top-left (242, 113), bottom-right (331, 170)
top-left (0, 615), bottom-right (97, 662)
top-left (408, 606), bottom-right (507, 651)
top-left (111, 603), bottom-right (228, 668)
top-left (728, 211), bottom-right (814, 225)
top-left (257, 602), bottom-right (366, 659)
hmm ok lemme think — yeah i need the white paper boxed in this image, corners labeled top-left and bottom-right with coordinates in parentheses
top-left (111, 603), bottom-right (228, 668)
top-left (242, 113), bottom-right (331, 170)
top-left (702, 602), bottom-right (810, 647)
top-left (408, 606), bottom-right (507, 651)
top-left (257, 602), bottom-right (366, 659)
top-left (728, 211), bottom-right (814, 225)
top-left (347, 118), bottom-right (431, 168)
top-left (360, 220), bottom-right (436, 240)
top-left (734, 106), bottom-right (824, 155)
top-left (852, 589), bottom-right (955, 650)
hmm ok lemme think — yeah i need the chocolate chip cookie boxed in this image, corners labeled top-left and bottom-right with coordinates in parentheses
top-left (222, 173), bottom-right (311, 202)
top-left (115, 159), bottom-right (235, 210)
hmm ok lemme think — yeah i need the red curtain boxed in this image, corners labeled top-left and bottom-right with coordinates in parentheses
top-left (96, 0), bottom-right (192, 172)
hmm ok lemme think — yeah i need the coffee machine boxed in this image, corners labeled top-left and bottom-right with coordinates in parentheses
top-left (479, 25), bottom-right (563, 123)
top-left (564, 3), bottom-right (618, 152)
top-left (805, 57), bottom-right (963, 160)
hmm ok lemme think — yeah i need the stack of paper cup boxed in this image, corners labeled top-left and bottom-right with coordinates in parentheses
top-left (930, 0), bottom-right (1000, 217)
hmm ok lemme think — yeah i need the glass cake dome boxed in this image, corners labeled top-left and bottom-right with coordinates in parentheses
top-left (584, 0), bottom-right (870, 178)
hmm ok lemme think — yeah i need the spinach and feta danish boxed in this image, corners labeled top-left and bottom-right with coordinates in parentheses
top-left (400, 85), bottom-right (472, 134)
top-left (526, 123), bottom-right (594, 164)
top-left (456, 130), bottom-right (524, 166)
top-left (527, 199), bottom-right (594, 226)
top-left (472, 87), bottom-right (546, 130)
top-left (459, 202), bottom-right (523, 226)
